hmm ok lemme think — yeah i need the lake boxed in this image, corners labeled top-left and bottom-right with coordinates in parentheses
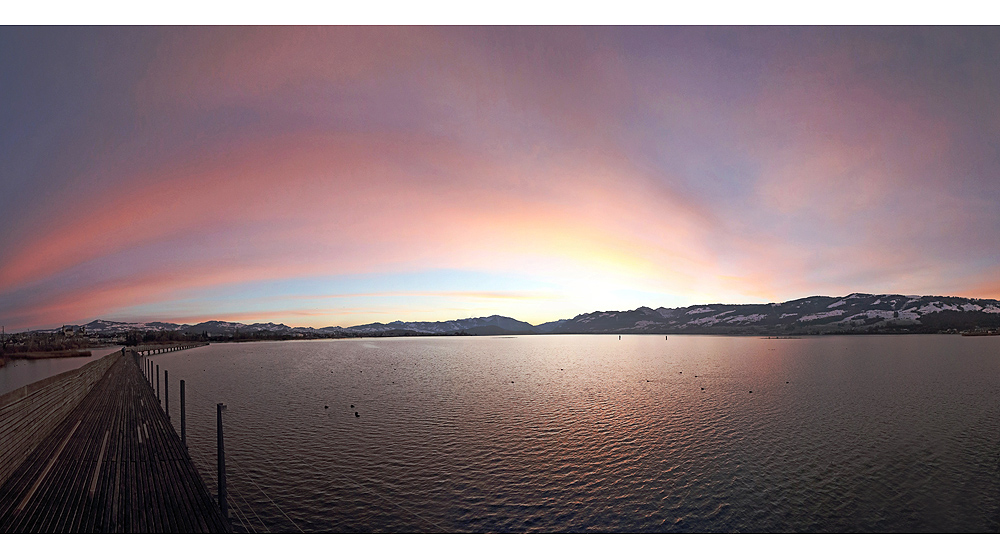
top-left (0, 346), bottom-right (123, 395)
top-left (148, 335), bottom-right (999, 533)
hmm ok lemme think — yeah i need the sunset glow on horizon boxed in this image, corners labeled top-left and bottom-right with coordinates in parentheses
top-left (4, 26), bottom-right (1000, 331)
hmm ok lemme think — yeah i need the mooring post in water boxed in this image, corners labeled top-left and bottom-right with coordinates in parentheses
top-left (180, 380), bottom-right (186, 448)
top-left (217, 402), bottom-right (228, 519)
top-left (165, 370), bottom-right (169, 419)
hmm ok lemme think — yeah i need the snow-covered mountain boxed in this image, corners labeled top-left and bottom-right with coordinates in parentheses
top-left (79, 319), bottom-right (327, 336)
top-left (551, 294), bottom-right (1000, 334)
top-left (55, 293), bottom-right (1000, 338)
top-left (82, 320), bottom-right (187, 334)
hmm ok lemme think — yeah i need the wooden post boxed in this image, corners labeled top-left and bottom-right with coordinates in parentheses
top-left (165, 370), bottom-right (169, 419)
top-left (156, 365), bottom-right (160, 403)
top-left (217, 403), bottom-right (228, 519)
top-left (180, 380), bottom-right (186, 448)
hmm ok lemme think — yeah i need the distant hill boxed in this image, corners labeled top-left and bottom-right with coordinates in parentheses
top-left (548, 294), bottom-right (1000, 335)
top-left (344, 315), bottom-right (536, 335)
top-left (47, 293), bottom-right (1000, 339)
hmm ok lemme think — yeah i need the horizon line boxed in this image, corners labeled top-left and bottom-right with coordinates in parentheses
top-left (10, 291), bottom-right (999, 334)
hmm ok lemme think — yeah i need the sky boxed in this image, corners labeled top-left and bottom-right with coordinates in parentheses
top-left (3, 26), bottom-right (1000, 331)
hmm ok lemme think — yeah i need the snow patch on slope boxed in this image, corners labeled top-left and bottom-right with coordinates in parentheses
top-left (686, 307), bottom-right (716, 315)
top-left (843, 310), bottom-right (896, 321)
top-left (725, 314), bottom-right (766, 323)
top-left (916, 303), bottom-right (960, 314)
top-left (799, 310), bottom-right (845, 322)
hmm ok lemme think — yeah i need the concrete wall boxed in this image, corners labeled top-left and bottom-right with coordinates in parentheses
top-left (0, 353), bottom-right (119, 488)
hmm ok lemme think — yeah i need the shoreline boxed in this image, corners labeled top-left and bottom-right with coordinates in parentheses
top-left (3, 349), bottom-right (93, 362)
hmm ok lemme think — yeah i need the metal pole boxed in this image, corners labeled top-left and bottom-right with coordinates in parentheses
top-left (217, 403), bottom-right (228, 519)
top-left (180, 380), bottom-right (186, 448)
top-left (165, 370), bottom-right (169, 419)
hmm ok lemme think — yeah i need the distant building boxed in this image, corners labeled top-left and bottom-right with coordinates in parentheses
top-left (61, 325), bottom-right (86, 337)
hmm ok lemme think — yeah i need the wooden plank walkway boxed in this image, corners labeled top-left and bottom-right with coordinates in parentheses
top-left (0, 351), bottom-right (230, 533)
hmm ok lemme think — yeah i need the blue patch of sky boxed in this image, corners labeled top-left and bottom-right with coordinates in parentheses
top-left (107, 270), bottom-right (553, 318)
top-left (191, 269), bottom-right (557, 302)
top-left (109, 269), bottom-right (572, 326)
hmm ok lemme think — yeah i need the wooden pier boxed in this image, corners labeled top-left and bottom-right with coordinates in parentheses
top-left (0, 349), bottom-right (229, 533)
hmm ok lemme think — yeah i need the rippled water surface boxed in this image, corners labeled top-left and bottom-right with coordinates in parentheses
top-left (151, 335), bottom-right (1000, 533)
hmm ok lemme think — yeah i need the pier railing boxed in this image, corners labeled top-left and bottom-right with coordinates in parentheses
top-left (139, 347), bottom-right (233, 525)
top-left (134, 342), bottom-right (209, 355)
top-left (0, 344), bottom-right (229, 532)
top-left (0, 354), bottom-right (118, 488)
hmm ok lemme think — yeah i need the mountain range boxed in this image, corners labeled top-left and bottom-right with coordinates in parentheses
top-left (43, 293), bottom-right (1000, 338)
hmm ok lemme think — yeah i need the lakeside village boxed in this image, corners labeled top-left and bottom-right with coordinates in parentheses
top-left (0, 324), bottom-right (361, 368)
